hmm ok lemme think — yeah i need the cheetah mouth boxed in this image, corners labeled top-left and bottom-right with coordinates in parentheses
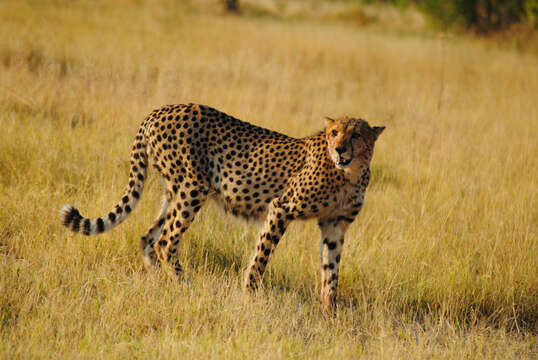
top-left (336, 157), bottom-right (352, 167)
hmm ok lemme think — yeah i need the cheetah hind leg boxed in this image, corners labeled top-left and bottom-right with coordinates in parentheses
top-left (153, 191), bottom-right (207, 281)
top-left (139, 192), bottom-right (170, 271)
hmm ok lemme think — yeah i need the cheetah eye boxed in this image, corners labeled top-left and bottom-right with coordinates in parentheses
top-left (331, 130), bottom-right (338, 137)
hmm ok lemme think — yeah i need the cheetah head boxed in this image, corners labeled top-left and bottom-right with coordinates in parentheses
top-left (325, 116), bottom-right (385, 171)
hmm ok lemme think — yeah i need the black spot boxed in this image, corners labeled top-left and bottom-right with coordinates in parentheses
top-left (122, 196), bottom-right (129, 204)
top-left (132, 190), bottom-right (140, 199)
top-left (328, 242), bottom-right (337, 250)
top-left (82, 218), bottom-right (90, 235)
top-left (97, 218), bottom-right (105, 233)
top-left (125, 205), bottom-right (131, 213)
top-left (108, 212), bottom-right (116, 222)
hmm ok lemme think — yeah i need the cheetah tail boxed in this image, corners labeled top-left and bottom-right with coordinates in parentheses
top-left (59, 128), bottom-right (148, 236)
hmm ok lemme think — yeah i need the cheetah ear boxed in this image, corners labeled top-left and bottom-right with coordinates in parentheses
top-left (324, 116), bottom-right (335, 127)
top-left (373, 126), bottom-right (386, 140)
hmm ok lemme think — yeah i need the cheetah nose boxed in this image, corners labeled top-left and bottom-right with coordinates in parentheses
top-left (335, 146), bottom-right (346, 155)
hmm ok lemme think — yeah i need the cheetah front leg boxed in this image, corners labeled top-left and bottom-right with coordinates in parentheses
top-left (318, 218), bottom-right (351, 310)
top-left (244, 201), bottom-right (290, 291)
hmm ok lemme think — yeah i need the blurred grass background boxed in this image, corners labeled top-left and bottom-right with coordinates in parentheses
top-left (0, 0), bottom-right (536, 358)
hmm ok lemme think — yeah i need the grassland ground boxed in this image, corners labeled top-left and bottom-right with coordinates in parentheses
top-left (0, 0), bottom-right (536, 358)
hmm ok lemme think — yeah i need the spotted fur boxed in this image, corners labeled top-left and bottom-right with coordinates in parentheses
top-left (60, 103), bottom-right (384, 309)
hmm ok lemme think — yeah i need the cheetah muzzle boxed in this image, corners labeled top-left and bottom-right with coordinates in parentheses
top-left (59, 103), bottom-right (385, 310)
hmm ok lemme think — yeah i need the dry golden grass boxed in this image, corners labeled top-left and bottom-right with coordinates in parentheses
top-left (0, 0), bottom-right (537, 358)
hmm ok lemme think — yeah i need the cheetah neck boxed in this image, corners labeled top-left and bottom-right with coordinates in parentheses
top-left (343, 164), bottom-right (369, 186)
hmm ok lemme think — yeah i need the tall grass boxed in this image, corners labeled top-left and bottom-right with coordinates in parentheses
top-left (0, 0), bottom-right (536, 358)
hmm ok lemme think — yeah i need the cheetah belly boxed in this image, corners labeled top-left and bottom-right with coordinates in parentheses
top-left (210, 166), bottom-right (287, 220)
top-left (204, 137), bottom-right (295, 220)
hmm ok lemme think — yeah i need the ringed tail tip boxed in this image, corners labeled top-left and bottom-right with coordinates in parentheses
top-left (59, 204), bottom-right (84, 233)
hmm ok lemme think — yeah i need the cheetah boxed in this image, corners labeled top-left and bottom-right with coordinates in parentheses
top-left (60, 103), bottom-right (384, 309)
